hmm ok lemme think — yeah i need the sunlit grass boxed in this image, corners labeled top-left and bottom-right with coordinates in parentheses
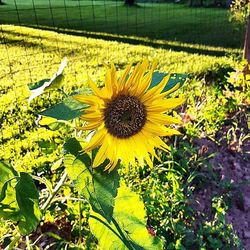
top-left (0, 24), bottom-right (248, 249)
top-left (0, 23), bottom-right (240, 170)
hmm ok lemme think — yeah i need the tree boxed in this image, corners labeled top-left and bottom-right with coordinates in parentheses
top-left (231, 0), bottom-right (250, 64)
top-left (188, 0), bottom-right (203, 7)
top-left (124, 0), bottom-right (135, 6)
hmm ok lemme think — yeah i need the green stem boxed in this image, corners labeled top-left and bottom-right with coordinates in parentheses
top-left (26, 236), bottom-right (31, 250)
top-left (59, 88), bottom-right (68, 97)
top-left (74, 119), bottom-right (77, 137)
top-left (89, 215), bottom-right (124, 243)
top-left (79, 200), bottom-right (82, 244)
top-left (41, 171), bottom-right (68, 211)
top-left (31, 175), bottom-right (53, 193)
top-left (30, 234), bottom-right (44, 247)
top-left (51, 196), bottom-right (87, 203)
top-left (6, 235), bottom-right (21, 250)
top-left (111, 217), bottom-right (135, 250)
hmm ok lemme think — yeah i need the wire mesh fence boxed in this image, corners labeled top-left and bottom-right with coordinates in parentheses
top-left (0, 0), bottom-right (245, 47)
top-left (0, 1), bottom-right (249, 248)
top-left (0, 0), bottom-right (246, 85)
top-left (0, 0), bottom-right (246, 170)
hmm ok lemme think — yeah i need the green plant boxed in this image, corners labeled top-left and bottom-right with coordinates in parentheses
top-left (231, 0), bottom-right (250, 23)
top-left (227, 60), bottom-right (250, 90)
top-left (0, 59), bottom-right (188, 249)
top-left (0, 24), bottom-right (247, 249)
top-left (197, 196), bottom-right (243, 249)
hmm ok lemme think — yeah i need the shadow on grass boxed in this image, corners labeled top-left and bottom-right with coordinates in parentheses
top-left (3, 24), bottom-right (237, 57)
top-left (0, 2), bottom-right (245, 50)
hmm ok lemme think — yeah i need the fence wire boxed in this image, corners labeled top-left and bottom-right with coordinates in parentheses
top-left (0, 0), bottom-right (245, 45)
top-left (0, 0), bottom-right (246, 170)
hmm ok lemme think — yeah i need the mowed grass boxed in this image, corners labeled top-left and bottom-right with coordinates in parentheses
top-left (0, 2), bottom-right (247, 248)
top-left (0, 0), bottom-right (245, 49)
top-left (0, 24), bottom-right (237, 171)
top-left (0, 25), bottom-right (248, 249)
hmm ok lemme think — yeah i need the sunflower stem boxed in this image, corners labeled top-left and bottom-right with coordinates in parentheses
top-left (90, 215), bottom-right (135, 249)
top-left (6, 234), bottom-right (21, 250)
top-left (78, 200), bottom-right (82, 244)
top-left (41, 171), bottom-right (68, 211)
top-left (111, 217), bottom-right (135, 250)
top-left (26, 236), bottom-right (31, 250)
top-left (89, 215), bottom-right (124, 243)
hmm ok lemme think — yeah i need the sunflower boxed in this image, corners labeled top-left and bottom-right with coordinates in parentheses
top-left (74, 60), bottom-right (184, 171)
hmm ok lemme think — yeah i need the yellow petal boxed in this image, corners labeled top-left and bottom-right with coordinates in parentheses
top-left (105, 158), bottom-right (119, 172)
top-left (151, 60), bottom-right (158, 71)
top-left (73, 95), bottom-right (97, 104)
top-left (144, 154), bottom-right (153, 168)
top-left (141, 74), bottom-right (171, 103)
top-left (93, 142), bottom-right (109, 167)
top-left (104, 65), bottom-right (117, 98)
top-left (147, 113), bottom-right (182, 125)
top-left (110, 64), bottom-right (118, 94)
top-left (130, 132), bottom-right (151, 167)
top-left (135, 69), bottom-right (153, 97)
top-left (144, 121), bottom-right (181, 136)
top-left (118, 63), bottom-right (132, 92)
top-left (146, 98), bottom-right (185, 112)
top-left (120, 137), bottom-right (136, 166)
top-left (81, 112), bottom-right (103, 122)
top-left (144, 83), bottom-right (182, 105)
top-left (87, 75), bottom-right (103, 97)
top-left (126, 62), bottom-right (142, 90)
top-left (84, 127), bottom-right (107, 152)
top-left (131, 60), bottom-right (148, 88)
top-left (77, 121), bottom-right (102, 131)
top-left (150, 136), bottom-right (170, 152)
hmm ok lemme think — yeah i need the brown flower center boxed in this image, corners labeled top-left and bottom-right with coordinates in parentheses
top-left (104, 95), bottom-right (147, 138)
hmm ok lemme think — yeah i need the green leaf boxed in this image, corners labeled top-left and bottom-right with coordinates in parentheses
top-left (38, 88), bottom-right (92, 121)
top-left (149, 72), bottom-right (187, 93)
top-left (27, 78), bottom-right (50, 90)
top-left (39, 96), bottom-right (87, 121)
top-left (36, 116), bottom-right (71, 132)
top-left (38, 139), bottom-right (57, 154)
top-left (37, 116), bottom-right (58, 126)
top-left (0, 161), bottom-right (20, 222)
top-left (0, 181), bottom-right (10, 203)
top-left (36, 116), bottom-right (67, 131)
top-left (51, 158), bottom-right (63, 171)
top-left (15, 172), bottom-right (42, 235)
top-left (64, 138), bottom-right (120, 222)
top-left (64, 137), bottom-right (92, 170)
top-left (89, 184), bottom-right (163, 250)
top-left (0, 161), bottom-right (17, 201)
top-left (0, 163), bottom-right (41, 235)
top-left (90, 213), bottom-right (127, 249)
top-left (0, 161), bottom-right (17, 181)
top-left (64, 138), bottom-right (92, 190)
top-left (64, 137), bottom-right (89, 159)
top-left (4, 235), bottom-right (21, 250)
top-left (28, 58), bottom-right (67, 104)
top-left (84, 163), bottom-right (120, 223)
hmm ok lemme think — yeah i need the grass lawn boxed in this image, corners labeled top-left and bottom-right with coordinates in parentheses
top-left (0, 1), bottom-right (249, 249)
top-left (0, 21), bottom-right (249, 249)
top-left (0, 0), bottom-right (245, 49)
